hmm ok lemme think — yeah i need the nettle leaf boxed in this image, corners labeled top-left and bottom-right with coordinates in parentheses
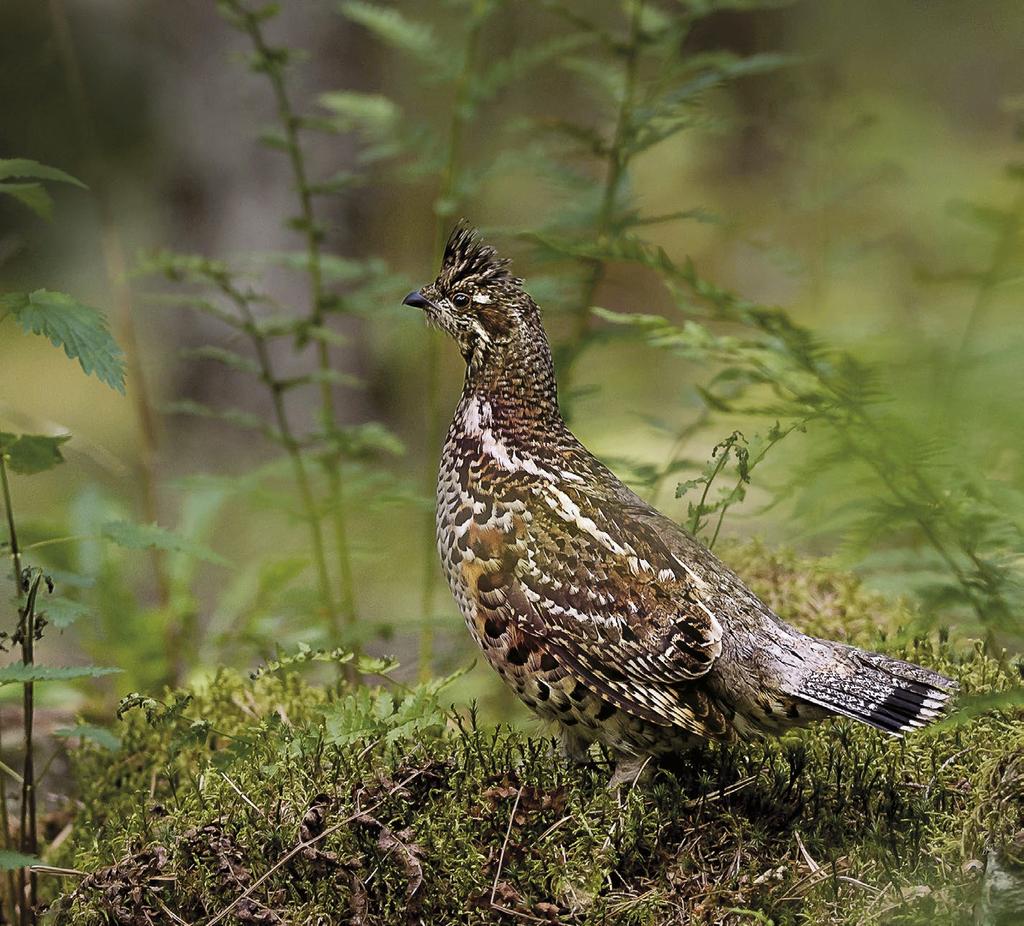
top-left (0, 182), bottom-right (55, 220)
top-left (54, 723), bottom-right (121, 751)
top-left (0, 159), bottom-right (84, 220)
top-left (102, 520), bottom-right (228, 566)
top-left (0, 158), bottom-right (85, 187)
top-left (0, 432), bottom-right (69, 475)
top-left (0, 663), bottom-right (121, 685)
top-left (0, 850), bottom-right (38, 872)
top-left (1, 290), bottom-right (125, 393)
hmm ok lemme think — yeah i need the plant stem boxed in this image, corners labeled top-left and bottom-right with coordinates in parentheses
top-left (0, 715), bottom-right (17, 925)
top-left (0, 459), bottom-right (17, 921)
top-left (238, 5), bottom-right (359, 651)
top-left (17, 577), bottom-right (40, 926)
top-left (0, 460), bottom-right (19, 593)
top-left (955, 181), bottom-right (1024, 363)
top-left (1, 457), bottom-right (36, 925)
top-left (689, 448), bottom-right (730, 537)
top-left (220, 279), bottom-right (341, 646)
top-left (417, 11), bottom-right (486, 681)
top-left (560, 0), bottom-right (645, 403)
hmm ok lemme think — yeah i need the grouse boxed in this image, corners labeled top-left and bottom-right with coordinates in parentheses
top-left (404, 224), bottom-right (955, 779)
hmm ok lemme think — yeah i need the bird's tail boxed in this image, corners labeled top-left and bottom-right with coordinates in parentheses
top-left (794, 642), bottom-right (956, 736)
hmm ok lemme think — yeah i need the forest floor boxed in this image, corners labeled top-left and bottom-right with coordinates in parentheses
top-left (48, 545), bottom-right (1024, 925)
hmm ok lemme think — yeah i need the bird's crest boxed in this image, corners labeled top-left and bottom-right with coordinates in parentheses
top-left (441, 222), bottom-right (518, 288)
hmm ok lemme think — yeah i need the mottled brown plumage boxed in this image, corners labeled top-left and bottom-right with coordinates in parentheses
top-left (404, 224), bottom-right (956, 773)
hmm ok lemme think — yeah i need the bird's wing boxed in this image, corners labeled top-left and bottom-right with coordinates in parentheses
top-left (518, 478), bottom-right (724, 682)
top-left (463, 473), bottom-right (727, 732)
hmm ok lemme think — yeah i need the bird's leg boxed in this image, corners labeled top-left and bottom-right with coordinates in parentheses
top-left (557, 727), bottom-right (593, 765)
top-left (607, 753), bottom-right (654, 791)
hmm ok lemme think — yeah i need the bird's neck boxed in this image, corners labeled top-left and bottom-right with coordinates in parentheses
top-left (458, 328), bottom-right (565, 444)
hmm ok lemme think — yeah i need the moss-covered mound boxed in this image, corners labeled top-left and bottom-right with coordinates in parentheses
top-left (54, 548), bottom-right (1024, 925)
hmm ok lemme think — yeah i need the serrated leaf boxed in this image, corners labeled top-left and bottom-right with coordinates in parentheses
top-left (1, 290), bottom-right (125, 392)
top-left (101, 520), bottom-right (228, 566)
top-left (54, 723), bottom-right (120, 750)
top-left (0, 663), bottom-right (121, 685)
top-left (0, 158), bottom-right (86, 187)
top-left (0, 850), bottom-right (38, 871)
top-left (0, 432), bottom-right (69, 475)
top-left (41, 596), bottom-right (89, 628)
top-left (0, 181), bottom-right (54, 219)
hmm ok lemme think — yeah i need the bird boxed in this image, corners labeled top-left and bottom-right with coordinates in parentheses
top-left (403, 223), bottom-right (956, 783)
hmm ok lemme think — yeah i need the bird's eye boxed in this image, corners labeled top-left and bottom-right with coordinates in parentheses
top-left (452, 292), bottom-right (470, 308)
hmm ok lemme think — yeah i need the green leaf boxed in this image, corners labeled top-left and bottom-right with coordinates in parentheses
top-left (162, 400), bottom-right (281, 443)
top-left (134, 249), bottom-right (230, 285)
top-left (41, 596), bottom-right (89, 628)
top-left (338, 2), bottom-right (439, 64)
top-left (317, 91), bottom-right (399, 139)
top-left (180, 345), bottom-right (261, 376)
top-left (0, 181), bottom-right (54, 220)
top-left (1, 290), bottom-right (125, 393)
top-left (101, 520), bottom-right (228, 566)
top-left (251, 644), bottom-right (356, 679)
top-left (0, 850), bottom-right (38, 871)
top-left (355, 654), bottom-right (401, 675)
top-left (331, 422), bottom-right (405, 458)
top-left (0, 158), bottom-right (86, 187)
top-left (474, 34), bottom-right (594, 103)
top-left (0, 663), bottom-right (121, 685)
top-left (54, 723), bottom-right (120, 750)
top-left (0, 432), bottom-right (69, 475)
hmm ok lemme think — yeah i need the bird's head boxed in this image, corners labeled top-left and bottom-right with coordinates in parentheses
top-left (403, 223), bottom-right (541, 364)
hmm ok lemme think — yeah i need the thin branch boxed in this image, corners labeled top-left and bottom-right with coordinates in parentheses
top-left (235, 3), bottom-right (359, 652)
top-left (217, 277), bottom-right (341, 636)
top-left (560, 0), bottom-right (646, 403)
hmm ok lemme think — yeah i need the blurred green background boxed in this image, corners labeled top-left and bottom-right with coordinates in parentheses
top-left (1, 0), bottom-right (1022, 725)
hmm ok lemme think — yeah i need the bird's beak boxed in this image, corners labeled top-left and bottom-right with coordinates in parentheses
top-left (403, 290), bottom-right (434, 310)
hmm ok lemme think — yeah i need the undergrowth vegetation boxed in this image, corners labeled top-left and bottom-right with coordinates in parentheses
top-left (52, 548), bottom-right (1024, 925)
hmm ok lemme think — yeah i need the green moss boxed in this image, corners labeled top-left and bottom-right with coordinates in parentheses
top-left (52, 548), bottom-right (1024, 925)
